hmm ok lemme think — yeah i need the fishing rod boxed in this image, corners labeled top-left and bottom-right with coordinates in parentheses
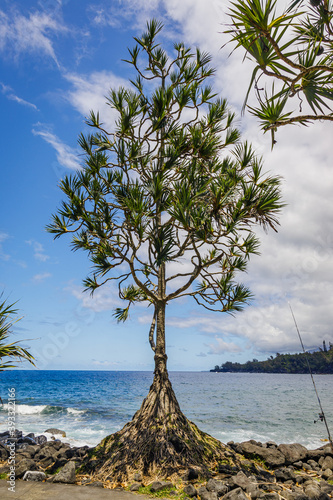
top-left (289, 302), bottom-right (333, 452)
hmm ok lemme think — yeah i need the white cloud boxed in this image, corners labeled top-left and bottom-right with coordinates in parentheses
top-left (32, 128), bottom-right (81, 170)
top-left (0, 232), bottom-right (10, 261)
top-left (67, 282), bottom-right (122, 313)
top-left (0, 82), bottom-right (38, 110)
top-left (64, 71), bottom-right (128, 128)
top-left (206, 337), bottom-right (242, 354)
top-left (0, 9), bottom-right (66, 64)
top-left (33, 272), bottom-right (52, 282)
top-left (91, 359), bottom-right (120, 366)
top-left (26, 240), bottom-right (50, 262)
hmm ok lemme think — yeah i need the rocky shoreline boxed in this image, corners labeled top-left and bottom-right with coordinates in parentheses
top-left (0, 429), bottom-right (333, 499)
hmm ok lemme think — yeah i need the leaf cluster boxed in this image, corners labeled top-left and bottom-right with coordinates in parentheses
top-left (225, 0), bottom-right (333, 146)
top-left (0, 296), bottom-right (35, 371)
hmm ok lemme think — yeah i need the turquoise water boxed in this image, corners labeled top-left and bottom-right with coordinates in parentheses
top-left (0, 371), bottom-right (332, 449)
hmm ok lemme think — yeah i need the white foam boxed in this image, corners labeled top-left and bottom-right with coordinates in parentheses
top-left (67, 408), bottom-right (85, 415)
top-left (2, 404), bottom-right (47, 415)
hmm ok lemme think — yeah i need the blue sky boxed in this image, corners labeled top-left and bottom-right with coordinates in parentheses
top-left (1, 0), bottom-right (333, 371)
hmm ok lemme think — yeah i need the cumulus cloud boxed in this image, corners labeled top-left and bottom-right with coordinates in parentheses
top-left (32, 127), bottom-right (81, 170)
top-left (64, 71), bottom-right (128, 128)
top-left (206, 337), bottom-right (242, 354)
top-left (0, 9), bottom-right (66, 64)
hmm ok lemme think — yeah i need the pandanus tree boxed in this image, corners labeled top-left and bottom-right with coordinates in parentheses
top-left (0, 297), bottom-right (35, 371)
top-left (48, 20), bottom-right (283, 480)
top-left (225, 0), bottom-right (333, 146)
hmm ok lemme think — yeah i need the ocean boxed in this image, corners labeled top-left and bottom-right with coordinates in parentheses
top-left (0, 371), bottom-right (332, 450)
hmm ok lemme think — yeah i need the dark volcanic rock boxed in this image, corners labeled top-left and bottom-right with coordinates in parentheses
top-left (321, 456), bottom-right (333, 471)
top-left (198, 486), bottom-right (217, 500)
top-left (275, 467), bottom-right (297, 482)
top-left (130, 482), bottom-right (142, 491)
top-left (150, 481), bottom-right (174, 493)
top-left (35, 435), bottom-right (47, 445)
top-left (183, 484), bottom-right (198, 497)
top-left (206, 478), bottom-right (228, 496)
top-left (0, 445), bottom-right (9, 460)
top-left (240, 441), bottom-right (285, 467)
top-left (278, 443), bottom-right (308, 464)
top-left (15, 459), bottom-right (39, 479)
top-left (221, 487), bottom-right (248, 499)
top-left (45, 428), bottom-right (66, 437)
top-left (228, 471), bottom-right (252, 490)
top-left (52, 461), bottom-right (76, 484)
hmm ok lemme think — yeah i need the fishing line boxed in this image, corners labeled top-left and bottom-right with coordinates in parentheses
top-left (289, 302), bottom-right (333, 451)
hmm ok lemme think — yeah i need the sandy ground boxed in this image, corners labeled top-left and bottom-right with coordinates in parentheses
top-left (0, 480), bottom-right (149, 500)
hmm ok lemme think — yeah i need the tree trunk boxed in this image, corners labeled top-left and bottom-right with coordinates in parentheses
top-left (79, 266), bottom-right (237, 482)
top-left (80, 300), bottom-right (237, 483)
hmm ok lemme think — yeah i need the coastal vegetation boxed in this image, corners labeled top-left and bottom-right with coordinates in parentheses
top-left (0, 296), bottom-right (35, 372)
top-left (211, 341), bottom-right (333, 373)
top-left (48, 20), bottom-right (283, 480)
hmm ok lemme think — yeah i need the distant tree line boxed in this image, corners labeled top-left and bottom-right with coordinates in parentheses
top-left (211, 341), bottom-right (333, 374)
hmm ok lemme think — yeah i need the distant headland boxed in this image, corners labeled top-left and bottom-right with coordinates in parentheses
top-left (211, 341), bottom-right (333, 374)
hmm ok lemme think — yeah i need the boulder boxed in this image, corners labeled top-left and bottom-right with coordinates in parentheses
top-left (197, 486), bottom-right (217, 500)
top-left (321, 456), bottom-right (333, 471)
top-left (16, 450), bottom-right (35, 461)
top-left (15, 459), bottom-right (38, 479)
top-left (17, 436), bottom-right (37, 446)
top-left (206, 479), bottom-right (228, 496)
top-left (133, 472), bottom-right (142, 481)
top-left (150, 481), bottom-right (174, 493)
top-left (229, 471), bottom-right (252, 490)
top-left (35, 446), bottom-right (55, 461)
top-left (240, 441), bottom-right (285, 467)
top-left (86, 481), bottom-right (104, 487)
top-left (35, 435), bottom-right (47, 445)
top-left (320, 480), bottom-right (333, 495)
top-left (183, 484), bottom-right (197, 497)
top-left (278, 444), bottom-right (308, 464)
top-left (130, 483), bottom-right (142, 491)
top-left (303, 481), bottom-right (322, 499)
top-left (307, 449), bottom-right (327, 460)
top-left (245, 482), bottom-right (261, 498)
top-left (0, 446), bottom-right (9, 460)
top-left (23, 471), bottom-right (46, 482)
top-left (52, 460), bottom-right (76, 484)
top-left (45, 428), bottom-right (66, 437)
top-left (221, 487), bottom-right (248, 499)
top-left (275, 467), bottom-right (296, 482)
top-left (40, 440), bottom-right (62, 451)
top-left (18, 444), bottom-right (38, 458)
top-left (322, 468), bottom-right (332, 480)
top-left (307, 459), bottom-right (319, 470)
